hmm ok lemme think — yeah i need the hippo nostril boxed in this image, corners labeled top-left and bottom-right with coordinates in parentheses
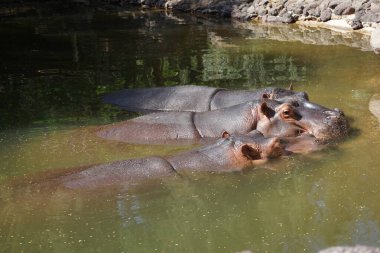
top-left (324, 110), bottom-right (343, 117)
top-left (268, 137), bottom-right (285, 157)
top-left (334, 108), bottom-right (345, 116)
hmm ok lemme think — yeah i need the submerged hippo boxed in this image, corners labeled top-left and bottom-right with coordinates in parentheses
top-left (97, 99), bottom-right (349, 145)
top-left (38, 132), bottom-right (288, 190)
top-left (103, 84), bottom-right (330, 113)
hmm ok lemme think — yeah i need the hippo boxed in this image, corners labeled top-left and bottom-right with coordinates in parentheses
top-left (102, 84), bottom-right (331, 113)
top-left (97, 99), bottom-right (349, 145)
top-left (34, 132), bottom-right (288, 190)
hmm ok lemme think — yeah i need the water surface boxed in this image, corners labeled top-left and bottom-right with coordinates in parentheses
top-left (1, 8), bottom-right (380, 253)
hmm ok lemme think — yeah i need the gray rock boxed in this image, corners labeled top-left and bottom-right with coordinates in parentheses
top-left (370, 27), bottom-right (380, 54)
top-left (355, 8), bottom-right (365, 20)
top-left (293, 7), bottom-right (303, 14)
top-left (247, 5), bottom-right (256, 14)
top-left (334, 1), bottom-right (353, 15)
top-left (262, 15), bottom-right (281, 22)
top-left (280, 11), bottom-right (296, 23)
top-left (329, 0), bottom-right (340, 9)
top-left (320, 8), bottom-right (332, 21)
top-left (370, 2), bottom-right (380, 13)
top-left (303, 2), bottom-right (319, 16)
top-left (269, 7), bottom-right (279, 16)
top-left (362, 10), bottom-right (380, 22)
top-left (352, 0), bottom-right (369, 11)
top-left (343, 6), bottom-right (355, 14)
top-left (258, 8), bottom-right (268, 16)
top-left (319, 245), bottom-right (380, 253)
top-left (319, 0), bottom-right (331, 11)
top-left (262, 14), bottom-right (295, 23)
top-left (278, 7), bottom-right (288, 16)
top-left (351, 19), bottom-right (363, 29)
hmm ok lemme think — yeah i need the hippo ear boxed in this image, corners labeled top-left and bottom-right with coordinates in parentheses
top-left (288, 84), bottom-right (293, 91)
top-left (241, 145), bottom-right (261, 160)
top-left (259, 102), bottom-right (274, 119)
top-left (221, 131), bottom-right (230, 139)
top-left (262, 93), bottom-right (274, 99)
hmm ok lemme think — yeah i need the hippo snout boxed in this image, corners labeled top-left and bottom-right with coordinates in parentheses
top-left (318, 109), bottom-right (349, 141)
top-left (302, 101), bottom-right (329, 111)
top-left (323, 109), bottom-right (345, 123)
top-left (334, 108), bottom-right (345, 116)
top-left (266, 137), bottom-right (288, 158)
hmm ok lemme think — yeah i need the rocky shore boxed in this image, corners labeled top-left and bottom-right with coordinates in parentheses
top-left (136, 0), bottom-right (380, 53)
top-left (1, 0), bottom-right (380, 53)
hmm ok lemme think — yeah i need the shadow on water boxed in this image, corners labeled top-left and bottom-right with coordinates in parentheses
top-left (0, 7), bottom-right (320, 129)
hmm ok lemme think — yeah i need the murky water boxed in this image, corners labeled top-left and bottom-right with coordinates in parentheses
top-left (1, 8), bottom-right (380, 253)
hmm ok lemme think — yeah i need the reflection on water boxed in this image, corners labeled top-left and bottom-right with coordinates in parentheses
top-left (1, 7), bottom-right (380, 253)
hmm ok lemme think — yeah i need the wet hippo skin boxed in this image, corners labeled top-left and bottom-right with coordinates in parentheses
top-left (103, 84), bottom-right (327, 112)
top-left (97, 99), bottom-right (349, 145)
top-left (50, 132), bottom-right (287, 190)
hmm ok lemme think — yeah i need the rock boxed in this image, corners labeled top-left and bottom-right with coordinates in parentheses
top-left (342, 6), bottom-right (355, 15)
top-left (324, 19), bottom-right (352, 30)
top-left (280, 11), bottom-right (296, 23)
top-left (319, 0), bottom-right (330, 10)
top-left (361, 11), bottom-right (380, 23)
top-left (320, 9), bottom-right (332, 21)
top-left (278, 7), bottom-right (287, 16)
top-left (353, 0), bottom-right (368, 11)
top-left (370, 27), bottom-right (380, 54)
top-left (370, 93), bottom-right (380, 124)
top-left (293, 6), bottom-right (304, 14)
top-left (319, 245), bottom-right (380, 253)
top-left (303, 2), bottom-right (320, 17)
top-left (258, 8), bottom-right (268, 16)
top-left (328, 0), bottom-right (340, 9)
top-left (262, 15), bottom-right (281, 22)
top-left (334, 1), bottom-right (353, 15)
top-left (262, 14), bottom-right (295, 23)
top-left (350, 19), bottom-right (363, 30)
top-left (355, 8), bottom-right (364, 20)
top-left (247, 5), bottom-right (257, 15)
top-left (268, 8), bottom-right (279, 16)
top-left (371, 2), bottom-right (380, 13)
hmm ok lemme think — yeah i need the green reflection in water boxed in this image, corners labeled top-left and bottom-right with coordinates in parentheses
top-left (1, 7), bottom-right (380, 253)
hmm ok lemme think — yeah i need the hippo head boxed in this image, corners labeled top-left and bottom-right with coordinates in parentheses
top-left (256, 101), bottom-right (349, 142)
top-left (266, 86), bottom-right (310, 102)
top-left (221, 131), bottom-right (287, 167)
top-left (264, 85), bottom-right (333, 112)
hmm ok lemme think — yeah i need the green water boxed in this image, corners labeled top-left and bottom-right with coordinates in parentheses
top-left (1, 8), bottom-right (380, 253)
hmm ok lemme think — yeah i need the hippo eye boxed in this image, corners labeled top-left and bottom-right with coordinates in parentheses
top-left (283, 110), bottom-right (291, 118)
top-left (297, 129), bottom-right (305, 135)
top-left (292, 101), bottom-right (299, 107)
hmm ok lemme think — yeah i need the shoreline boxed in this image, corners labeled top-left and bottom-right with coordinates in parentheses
top-left (1, 0), bottom-right (380, 53)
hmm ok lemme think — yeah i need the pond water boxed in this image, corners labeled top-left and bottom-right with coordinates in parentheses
top-left (1, 7), bottom-right (380, 253)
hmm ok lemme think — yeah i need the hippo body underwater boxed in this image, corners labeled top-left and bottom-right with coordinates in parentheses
top-left (41, 132), bottom-right (289, 190)
top-left (97, 99), bottom-right (349, 145)
top-left (103, 85), bottom-right (329, 113)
